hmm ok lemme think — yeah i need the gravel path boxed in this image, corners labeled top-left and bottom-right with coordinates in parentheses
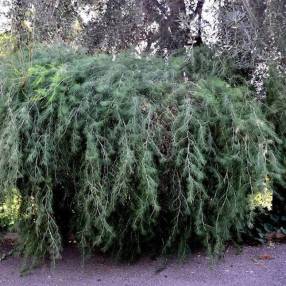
top-left (0, 243), bottom-right (285, 286)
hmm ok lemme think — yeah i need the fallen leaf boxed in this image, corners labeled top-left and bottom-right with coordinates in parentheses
top-left (258, 254), bottom-right (273, 260)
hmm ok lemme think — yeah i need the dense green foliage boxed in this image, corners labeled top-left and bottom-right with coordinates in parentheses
top-left (261, 68), bottom-right (286, 239)
top-left (0, 46), bottom-right (283, 267)
top-left (243, 67), bottom-right (286, 242)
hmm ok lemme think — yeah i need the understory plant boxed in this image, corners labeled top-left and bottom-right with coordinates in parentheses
top-left (0, 45), bottom-right (283, 267)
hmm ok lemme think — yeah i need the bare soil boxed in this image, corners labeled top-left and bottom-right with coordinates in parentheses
top-left (0, 243), bottom-right (285, 286)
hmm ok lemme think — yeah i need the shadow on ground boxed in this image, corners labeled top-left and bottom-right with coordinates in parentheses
top-left (0, 243), bottom-right (285, 286)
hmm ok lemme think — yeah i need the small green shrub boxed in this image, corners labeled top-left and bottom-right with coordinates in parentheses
top-left (0, 33), bottom-right (16, 57)
top-left (0, 45), bottom-right (282, 266)
top-left (0, 188), bottom-right (21, 230)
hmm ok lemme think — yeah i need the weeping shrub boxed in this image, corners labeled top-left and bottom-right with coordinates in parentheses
top-left (255, 67), bottom-right (286, 240)
top-left (0, 45), bottom-right (282, 266)
top-left (170, 77), bottom-right (283, 254)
